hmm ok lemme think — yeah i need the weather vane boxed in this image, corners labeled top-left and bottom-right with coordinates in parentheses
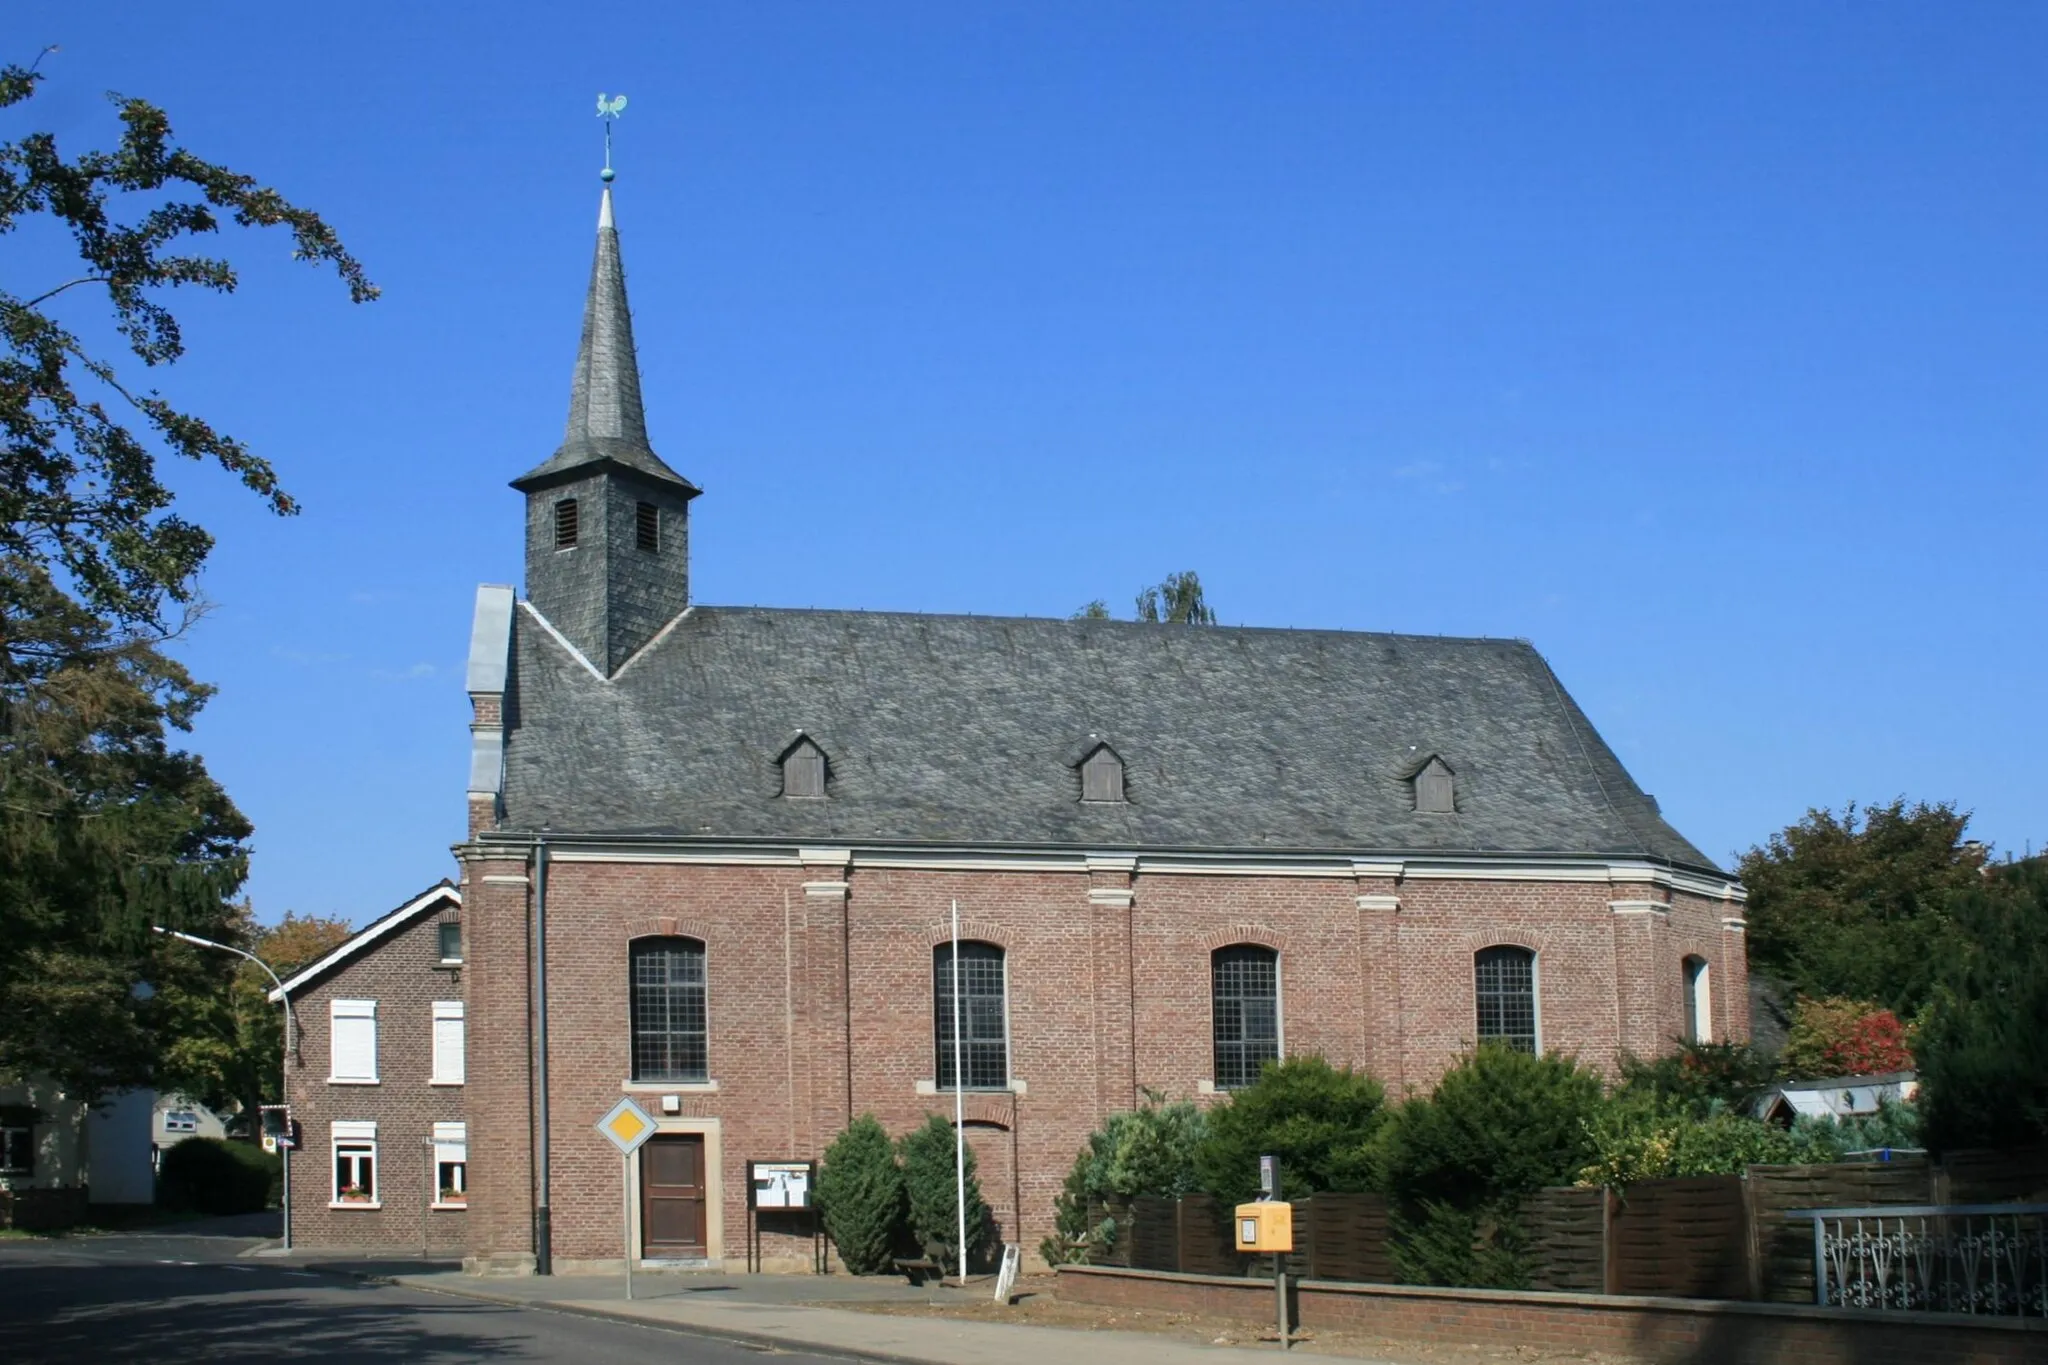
top-left (596, 92), bottom-right (628, 182)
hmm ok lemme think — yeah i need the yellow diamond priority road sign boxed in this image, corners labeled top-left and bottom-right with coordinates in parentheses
top-left (596, 1097), bottom-right (656, 1155)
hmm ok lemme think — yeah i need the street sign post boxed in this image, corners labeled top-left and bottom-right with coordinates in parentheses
top-left (595, 1098), bottom-right (657, 1299)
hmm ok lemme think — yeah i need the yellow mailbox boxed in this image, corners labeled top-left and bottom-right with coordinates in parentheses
top-left (1234, 1200), bottom-right (1294, 1253)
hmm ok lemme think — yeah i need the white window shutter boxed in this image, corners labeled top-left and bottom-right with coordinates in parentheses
top-left (432, 1002), bottom-right (465, 1085)
top-left (330, 1000), bottom-right (378, 1082)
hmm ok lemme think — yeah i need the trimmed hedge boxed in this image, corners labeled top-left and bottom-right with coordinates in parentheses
top-left (158, 1137), bottom-right (278, 1215)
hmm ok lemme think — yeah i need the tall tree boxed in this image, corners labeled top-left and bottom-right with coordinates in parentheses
top-left (0, 59), bottom-right (373, 1098)
top-left (1072, 570), bottom-right (1217, 624)
top-left (1738, 800), bottom-right (1986, 1020)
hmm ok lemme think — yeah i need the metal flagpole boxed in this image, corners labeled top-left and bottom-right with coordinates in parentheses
top-left (951, 900), bottom-right (967, 1285)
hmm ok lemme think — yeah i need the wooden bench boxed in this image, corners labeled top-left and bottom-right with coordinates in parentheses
top-left (893, 1256), bottom-right (944, 1286)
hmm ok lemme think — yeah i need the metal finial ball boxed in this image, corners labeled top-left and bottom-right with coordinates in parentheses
top-left (600, 166), bottom-right (616, 182)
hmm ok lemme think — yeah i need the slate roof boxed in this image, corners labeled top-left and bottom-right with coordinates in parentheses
top-left (499, 607), bottom-right (1720, 874)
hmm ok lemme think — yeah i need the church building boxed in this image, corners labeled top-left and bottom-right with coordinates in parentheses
top-left (455, 180), bottom-right (1748, 1275)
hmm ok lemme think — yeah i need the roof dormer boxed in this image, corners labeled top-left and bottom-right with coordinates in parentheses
top-left (1412, 755), bottom-right (1456, 813)
top-left (779, 734), bottom-right (828, 799)
top-left (1076, 740), bottom-right (1126, 804)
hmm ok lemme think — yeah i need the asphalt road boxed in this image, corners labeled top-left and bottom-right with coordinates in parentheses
top-left (0, 1232), bottom-right (841, 1363)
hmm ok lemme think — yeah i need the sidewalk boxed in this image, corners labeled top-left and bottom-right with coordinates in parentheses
top-left (388, 1269), bottom-right (1384, 1365)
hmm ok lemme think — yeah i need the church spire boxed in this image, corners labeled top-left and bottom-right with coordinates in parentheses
top-left (511, 177), bottom-right (698, 496)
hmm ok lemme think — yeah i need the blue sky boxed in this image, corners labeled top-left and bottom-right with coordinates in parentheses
top-left (14, 3), bottom-right (2045, 923)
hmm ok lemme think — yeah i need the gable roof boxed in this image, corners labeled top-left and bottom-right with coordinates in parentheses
top-left (268, 882), bottom-right (461, 1002)
top-left (497, 607), bottom-right (1721, 874)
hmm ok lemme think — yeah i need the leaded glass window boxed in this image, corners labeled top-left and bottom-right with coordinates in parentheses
top-left (632, 938), bottom-right (708, 1082)
top-left (1212, 945), bottom-right (1280, 1090)
top-left (1475, 946), bottom-right (1538, 1053)
top-left (933, 942), bottom-right (1008, 1090)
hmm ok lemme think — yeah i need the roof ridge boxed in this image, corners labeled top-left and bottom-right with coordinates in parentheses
top-left (683, 603), bottom-right (1527, 646)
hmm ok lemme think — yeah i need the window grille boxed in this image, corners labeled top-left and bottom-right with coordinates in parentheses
top-left (636, 501), bottom-right (659, 552)
top-left (1475, 946), bottom-right (1538, 1052)
top-left (554, 498), bottom-right (579, 549)
top-left (933, 942), bottom-right (1008, 1090)
top-left (631, 938), bottom-right (708, 1082)
top-left (1212, 945), bottom-right (1280, 1089)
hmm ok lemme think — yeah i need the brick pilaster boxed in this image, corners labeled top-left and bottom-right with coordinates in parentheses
top-left (1353, 860), bottom-right (1403, 1092)
top-left (460, 842), bottom-right (536, 1273)
top-left (1088, 856), bottom-right (1137, 1115)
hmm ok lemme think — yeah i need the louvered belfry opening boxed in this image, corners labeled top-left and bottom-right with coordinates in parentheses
top-left (1475, 945), bottom-right (1538, 1052)
top-left (631, 937), bottom-right (708, 1082)
top-left (782, 739), bottom-right (826, 798)
top-left (933, 941), bottom-right (1008, 1089)
top-left (1212, 945), bottom-right (1280, 1089)
top-left (635, 500), bottom-right (659, 553)
top-left (553, 497), bottom-right (580, 550)
top-left (1080, 745), bottom-right (1125, 802)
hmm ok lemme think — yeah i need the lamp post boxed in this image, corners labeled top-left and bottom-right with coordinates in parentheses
top-left (152, 926), bottom-right (296, 1252)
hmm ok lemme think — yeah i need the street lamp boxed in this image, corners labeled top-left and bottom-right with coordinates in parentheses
top-left (151, 926), bottom-right (297, 1253)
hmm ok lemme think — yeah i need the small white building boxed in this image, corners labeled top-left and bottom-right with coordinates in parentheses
top-left (1756, 1071), bottom-right (1919, 1126)
top-left (0, 1080), bottom-right (157, 1225)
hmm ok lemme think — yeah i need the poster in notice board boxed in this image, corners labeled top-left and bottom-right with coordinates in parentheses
top-left (750, 1160), bottom-right (814, 1209)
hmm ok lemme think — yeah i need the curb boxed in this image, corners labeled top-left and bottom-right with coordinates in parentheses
top-left (382, 1273), bottom-right (955, 1365)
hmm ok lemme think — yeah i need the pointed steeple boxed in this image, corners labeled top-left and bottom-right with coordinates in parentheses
top-left (512, 185), bottom-right (699, 496)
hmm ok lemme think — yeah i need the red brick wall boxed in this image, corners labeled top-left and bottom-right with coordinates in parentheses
top-left (456, 850), bottom-right (1749, 1272)
top-left (285, 900), bottom-right (467, 1253)
top-left (1057, 1266), bottom-right (2044, 1365)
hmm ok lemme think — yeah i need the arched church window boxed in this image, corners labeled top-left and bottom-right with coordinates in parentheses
top-left (631, 937), bottom-right (707, 1082)
top-left (1475, 945), bottom-right (1538, 1053)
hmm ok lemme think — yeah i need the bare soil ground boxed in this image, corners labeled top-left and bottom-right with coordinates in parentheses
top-left (825, 1275), bottom-right (1648, 1365)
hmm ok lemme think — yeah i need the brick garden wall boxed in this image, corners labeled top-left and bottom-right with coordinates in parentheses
top-left (457, 846), bottom-right (1746, 1273)
top-left (1057, 1266), bottom-right (2047, 1365)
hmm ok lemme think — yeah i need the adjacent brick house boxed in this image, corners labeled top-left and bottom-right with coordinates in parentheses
top-left (272, 883), bottom-right (468, 1252)
top-left (455, 180), bottom-right (1748, 1276)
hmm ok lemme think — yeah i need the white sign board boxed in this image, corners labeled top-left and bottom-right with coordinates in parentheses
top-left (993, 1243), bottom-right (1022, 1303)
top-left (595, 1096), bottom-right (657, 1155)
top-left (751, 1161), bottom-right (812, 1209)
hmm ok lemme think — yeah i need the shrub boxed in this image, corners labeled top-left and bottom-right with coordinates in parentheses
top-left (1781, 997), bottom-right (1914, 1078)
top-left (1378, 1046), bottom-right (1605, 1288)
top-left (1578, 1102), bottom-right (1808, 1187)
top-left (898, 1115), bottom-right (996, 1273)
top-left (157, 1137), bottom-right (276, 1215)
top-left (1042, 1093), bottom-right (1206, 1265)
top-left (1192, 1055), bottom-right (1387, 1204)
top-left (815, 1115), bottom-right (905, 1275)
top-left (1615, 1040), bottom-right (1776, 1119)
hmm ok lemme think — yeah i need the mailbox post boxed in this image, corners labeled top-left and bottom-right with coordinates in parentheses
top-left (1235, 1155), bottom-right (1294, 1350)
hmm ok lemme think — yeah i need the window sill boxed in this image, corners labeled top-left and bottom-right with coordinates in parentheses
top-left (438, 959), bottom-right (464, 968)
top-left (621, 1080), bottom-right (717, 1094)
top-left (328, 1201), bottom-right (383, 1210)
top-left (327, 1078), bottom-right (380, 1086)
top-left (915, 1079), bottom-right (1027, 1097)
top-left (430, 1201), bottom-right (468, 1211)
top-left (429, 1080), bottom-right (465, 1088)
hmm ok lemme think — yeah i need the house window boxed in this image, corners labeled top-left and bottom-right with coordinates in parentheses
top-left (635, 501), bottom-right (659, 552)
top-left (781, 738), bottom-right (826, 799)
top-left (0, 1126), bottom-right (31, 1175)
top-left (431, 1001), bottom-right (465, 1085)
top-left (1415, 757), bottom-right (1455, 813)
top-left (631, 938), bottom-right (708, 1083)
top-left (164, 1110), bottom-right (199, 1134)
top-left (1475, 946), bottom-right (1539, 1053)
top-left (1080, 745), bottom-right (1125, 803)
top-left (438, 921), bottom-right (463, 965)
top-left (1212, 945), bottom-right (1280, 1090)
top-left (933, 941), bottom-right (1008, 1090)
top-left (329, 999), bottom-right (378, 1083)
top-left (433, 1122), bottom-right (467, 1208)
top-left (331, 1121), bottom-right (377, 1207)
top-left (1684, 956), bottom-right (1712, 1043)
top-left (554, 497), bottom-right (579, 549)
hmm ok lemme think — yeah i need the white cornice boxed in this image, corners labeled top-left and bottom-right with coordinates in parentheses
top-left (268, 884), bottom-right (461, 1001)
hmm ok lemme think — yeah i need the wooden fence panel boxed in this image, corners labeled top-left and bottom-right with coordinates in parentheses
top-left (1609, 1176), bottom-right (1747, 1299)
top-left (1745, 1161), bottom-right (1934, 1303)
top-left (1940, 1147), bottom-right (2048, 1204)
top-left (1177, 1194), bottom-right (1241, 1277)
top-left (1086, 1199), bottom-right (1133, 1268)
top-left (1302, 1192), bottom-right (1395, 1283)
top-left (1128, 1195), bottom-right (1181, 1272)
top-left (1523, 1186), bottom-right (1606, 1293)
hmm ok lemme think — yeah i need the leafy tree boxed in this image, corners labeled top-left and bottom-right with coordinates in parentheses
top-left (1740, 800), bottom-right (1985, 1019)
top-left (898, 1114), bottom-right (996, 1273)
top-left (1779, 997), bottom-right (1915, 1080)
top-left (0, 59), bottom-right (371, 1098)
top-left (157, 906), bottom-right (353, 1130)
top-left (815, 1114), bottom-right (906, 1275)
top-left (1193, 1055), bottom-right (1387, 1204)
top-left (1072, 571), bottom-right (1217, 624)
top-left (1915, 859), bottom-right (2048, 1152)
top-left (1042, 1093), bottom-right (1207, 1265)
top-left (1376, 1046), bottom-right (1606, 1288)
top-left (1614, 1040), bottom-right (1776, 1119)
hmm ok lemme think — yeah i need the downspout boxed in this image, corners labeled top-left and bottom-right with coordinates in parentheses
top-left (533, 835), bottom-right (553, 1274)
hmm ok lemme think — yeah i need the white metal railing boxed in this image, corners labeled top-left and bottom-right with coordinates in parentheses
top-left (1785, 1204), bottom-right (2048, 1316)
